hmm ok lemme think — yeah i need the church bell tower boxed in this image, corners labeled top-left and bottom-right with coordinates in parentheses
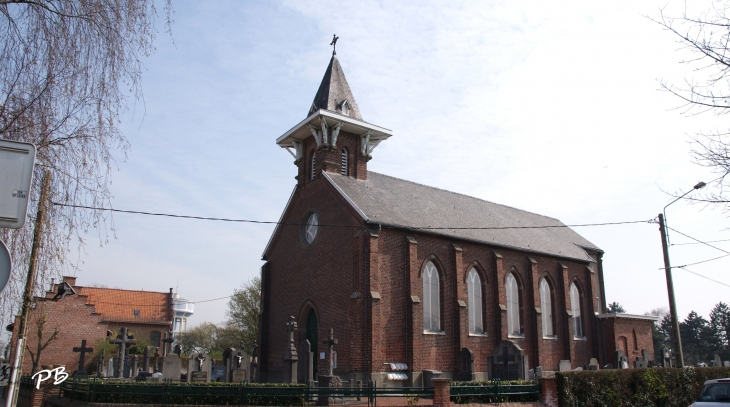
top-left (276, 47), bottom-right (392, 186)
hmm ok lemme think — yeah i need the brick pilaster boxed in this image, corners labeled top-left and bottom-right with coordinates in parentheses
top-left (539, 377), bottom-right (558, 407)
top-left (406, 236), bottom-right (420, 376)
top-left (493, 251), bottom-right (506, 341)
top-left (432, 378), bottom-right (451, 407)
top-left (528, 257), bottom-right (543, 370)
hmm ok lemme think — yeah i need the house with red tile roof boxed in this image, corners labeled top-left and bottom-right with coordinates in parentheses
top-left (10, 276), bottom-right (173, 375)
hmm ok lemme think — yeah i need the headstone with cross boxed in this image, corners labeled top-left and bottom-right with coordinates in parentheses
top-left (109, 327), bottom-right (136, 378)
top-left (322, 328), bottom-right (338, 376)
top-left (186, 352), bottom-right (211, 382)
top-left (72, 339), bottom-right (94, 377)
top-left (458, 348), bottom-right (474, 381)
top-left (489, 340), bottom-right (524, 380)
top-left (283, 316), bottom-right (299, 383)
top-left (161, 331), bottom-right (174, 357)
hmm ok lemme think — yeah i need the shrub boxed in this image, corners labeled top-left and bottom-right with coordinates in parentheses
top-left (557, 367), bottom-right (730, 407)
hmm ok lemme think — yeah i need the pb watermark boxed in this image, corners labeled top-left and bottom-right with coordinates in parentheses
top-left (31, 366), bottom-right (68, 389)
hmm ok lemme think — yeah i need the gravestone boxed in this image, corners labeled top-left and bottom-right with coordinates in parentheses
top-left (489, 341), bottom-right (525, 380)
top-left (187, 353), bottom-right (212, 383)
top-left (528, 369), bottom-right (534, 379)
top-left (615, 350), bottom-right (629, 369)
top-left (661, 348), bottom-right (673, 368)
top-left (142, 346), bottom-right (151, 373)
top-left (231, 349), bottom-right (248, 383)
top-left (535, 366), bottom-right (543, 378)
top-left (584, 358), bottom-right (599, 371)
top-left (109, 327), bottom-right (137, 379)
top-left (318, 328), bottom-right (342, 406)
top-left (458, 348), bottom-right (474, 381)
top-left (558, 360), bottom-right (572, 372)
top-left (603, 363), bottom-right (614, 369)
top-left (724, 361), bottom-right (730, 367)
top-left (97, 349), bottom-right (106, 378)
top-left (714, 354), bottom-right (722, 367)
top-left (298, 339), bottom-right (313, 384)
top-left (250, 341), bottom-right (259, 383)
top-left (223, 348), bottom-right (236, 382)
top-left (283, 316), bottom-right (299, 383)
top-left (106, 358), bottom-right (114, 377)
top-left (211, 365), bottom-right (226, 382)
top-left (162, 353), bottom-right (181, 381)
top-left (131, 356), bottom-right (138, 377)
top-left (574, 367), bottom-right (583, 371)
top-left (72, 339), bottom-right (94, 377)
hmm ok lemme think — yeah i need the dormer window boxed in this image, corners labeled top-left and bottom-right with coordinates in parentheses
top-left (338, 99), bottom-right (351, 116)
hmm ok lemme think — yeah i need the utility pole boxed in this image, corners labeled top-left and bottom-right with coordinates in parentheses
top-left (658, 213), bottom-right (685, 368)
top-left (6, 170), bottom-right (51, 407)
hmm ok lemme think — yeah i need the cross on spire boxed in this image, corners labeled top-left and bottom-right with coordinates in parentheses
top-left (330, 34), bottom-right (339, 55)
top-left (321, 328), bottom-right (338, 376)
top-left (72, 339), bottom-right (94, 376)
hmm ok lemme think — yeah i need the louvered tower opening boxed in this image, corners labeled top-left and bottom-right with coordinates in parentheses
top-left (341, 148), bottom-right (348, 176)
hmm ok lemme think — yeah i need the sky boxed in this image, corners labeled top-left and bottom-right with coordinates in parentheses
top-left (66, 0), bottom-right (730, 327)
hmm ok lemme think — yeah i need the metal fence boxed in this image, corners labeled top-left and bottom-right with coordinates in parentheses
top-left (52, 377), bottom-right (539, 406)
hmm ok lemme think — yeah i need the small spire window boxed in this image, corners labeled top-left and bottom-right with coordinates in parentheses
top-left (341, 148), bottom-right (348, 176)
top-left (338, 99), bottom-right (350, 116)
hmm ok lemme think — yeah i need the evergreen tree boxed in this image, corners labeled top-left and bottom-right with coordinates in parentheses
top-left (608, 302), bottom-right (626, 313)
top-left (710, 302), bottom-right (730, 348)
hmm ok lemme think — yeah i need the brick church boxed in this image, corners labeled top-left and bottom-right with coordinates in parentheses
top-left (258, 53), bottom-right (656, 385)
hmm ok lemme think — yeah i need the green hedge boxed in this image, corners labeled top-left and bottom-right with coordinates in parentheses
top-left (557, 367), bottom-right (730, 407)
top-left (61, 380), bottom-right (308, 406)
top-left (450, 380), bottom-right (539, 404)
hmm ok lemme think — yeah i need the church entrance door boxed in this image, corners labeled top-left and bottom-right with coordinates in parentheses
top-left (307, 310), bottom-right (318, 375)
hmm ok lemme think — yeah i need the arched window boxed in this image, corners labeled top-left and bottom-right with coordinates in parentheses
top-left (341, 148), bottom-right (348, 176)
top-left (539, 278), bottom-right (554, 337)
top-left (305, 213), bottom-right (318, 243)
top-left (467, 268), bottom-right (484, 334)
top-left (570, 282), bottom-right (583, 338)
top-left (506, 273), bottom-right (521, 336)
top-left (423, 261), bottom-right (440, 332)
top-left (310, 152), bottom-right (317, 180)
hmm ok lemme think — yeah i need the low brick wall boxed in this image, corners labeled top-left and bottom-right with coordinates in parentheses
top-left (19, 382), bottom-right (59, 407)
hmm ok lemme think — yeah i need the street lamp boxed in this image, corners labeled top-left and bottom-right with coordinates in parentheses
top-left (658, 181), bottom-right (706, 368)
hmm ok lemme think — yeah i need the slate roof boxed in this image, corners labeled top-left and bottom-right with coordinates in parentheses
top-left (76, 286), bottom-right (170, 324)
top-left (325, 172), bottom-right (601, 262)
top-left (308, 55), bottom-right (363, 120)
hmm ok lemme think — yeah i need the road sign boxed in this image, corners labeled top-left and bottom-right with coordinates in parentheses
top-left (0, 139), bottom-right (36, 229)
top-left (0, 239), bottom-right (10, 295)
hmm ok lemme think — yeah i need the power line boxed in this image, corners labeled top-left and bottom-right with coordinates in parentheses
top-left (663, 253), bottom-right (730, 269)
top-left (665, 226), bottom-right (730, 255)
top-left (672, 238), bottom-right (730, 246)
top-left (52, 202), bottom-right (653, 230)
top-left (678, 266), bottom-right (730, 289)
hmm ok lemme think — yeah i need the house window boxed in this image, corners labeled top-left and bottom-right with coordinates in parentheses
top-left (150, 331), bottom-right (161, 347)
top-left (539, 278), bottom-right (554, 337)
top-left (310, 151), bottom-right (316, 180)
top-left (305, 213), bottom-right (319, 244)
top-left (341, 148), bottom-right (348, 176)
top-left (570, 282), bottom-right (583, 338)
top-left (506, 273), bottom-right (521, 336)
top-left (422, 261), bottom-right (440, 332)
top-left (467, 268), bottom-right (484, 334)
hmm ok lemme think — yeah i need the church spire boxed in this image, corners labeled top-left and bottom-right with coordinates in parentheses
top-left (308, 54), bottom-right (363, 120)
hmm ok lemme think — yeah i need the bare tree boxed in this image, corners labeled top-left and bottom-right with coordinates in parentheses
top-left (0, 1), bottom-right (172, 330)
top-left (25, 314), bottom-right (58, 374)
top-left (652, 2), bottom-right (730, 207)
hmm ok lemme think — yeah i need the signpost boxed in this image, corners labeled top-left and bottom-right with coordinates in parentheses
top-left (0, 139), bottom-right (37, 230)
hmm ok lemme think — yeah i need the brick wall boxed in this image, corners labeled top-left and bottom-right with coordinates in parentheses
top-left (601, 315), bottom-right (656, 366)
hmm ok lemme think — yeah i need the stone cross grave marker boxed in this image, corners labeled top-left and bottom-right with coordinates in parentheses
top-left (491, 341), bottom-right (523, 380)
top-left (109, 327), bottom-right (136, 378)
top-left (72, 339), bottom-right (94, 377)
top-left (97, 348), bottom-right (106, 378)
top-left (162, 353), bottom-right (181, 381)
top-left (458, 348), bottom-right (474, 381)
top-left (322, 328), bottom-right (339, 377)
top-left (162, 331), bottom-right (174, 357)
top-left (284, 316), bottom-right (299, 383)
top-left (298, 339), bottom-right (313, 384)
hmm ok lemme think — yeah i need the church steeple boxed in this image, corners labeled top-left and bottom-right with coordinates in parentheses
top-left (308, 55), bottom-right (363, 120)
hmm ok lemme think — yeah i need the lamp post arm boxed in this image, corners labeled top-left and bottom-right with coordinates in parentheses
top-left (663, 189), bottom-right (694, 245)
